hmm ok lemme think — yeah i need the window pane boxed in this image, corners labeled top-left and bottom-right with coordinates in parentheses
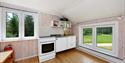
top-left (96, 27), bottom-right (112, 51)
top-left (6, 12), bottom-right (19, 38)
top-left (24, 15), bottom-right (34, 37)
top-left (83, 28), bottom-right (92, 45)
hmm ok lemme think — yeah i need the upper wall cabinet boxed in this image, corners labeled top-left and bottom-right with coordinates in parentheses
top-left (51, 20), bottom-right (61, 27)
top-left (51, 20), bottom-right (72, 28)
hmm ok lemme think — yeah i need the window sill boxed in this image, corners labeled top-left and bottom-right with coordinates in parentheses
top-left (0, 38), bottom-right (39, 42)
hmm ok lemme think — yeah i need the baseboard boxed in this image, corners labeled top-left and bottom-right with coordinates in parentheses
top-left (15, 55), bottom-right (38, 62)
top-left (77, 47), bottom-right (124, 63)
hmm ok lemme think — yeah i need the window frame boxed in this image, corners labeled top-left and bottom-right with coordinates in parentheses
top-left (1, 8), bottom-right (38, 41)
top-left (0, 7), bottom-right (2, 41)
top-left (2, 8), bottom-right (22, 41)
top-left (83, 27), bottom-right (93, 45)
top-left (95, 25), bottom-right (115, 55)
top-left (79, 21), bottom-right (118, 56)
top-left (22, 12), bottom-right (38, 39)
top-left (81, 26), bottom-right (95, 50)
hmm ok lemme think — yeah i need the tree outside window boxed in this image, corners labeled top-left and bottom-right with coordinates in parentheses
top-left (24, 15), bottom-right (34, 37)
top-left (6, 12), bottom-right (19, 38)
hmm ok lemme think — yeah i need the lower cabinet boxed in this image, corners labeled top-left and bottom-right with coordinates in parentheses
top-left (56, 36), bottom-right (76, 52)
top-left (56, 37), bottom-right (67, 52)
top-left (67, 36), bottom-right (76, 49)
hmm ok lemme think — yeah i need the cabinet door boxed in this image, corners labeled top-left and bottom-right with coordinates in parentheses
top-left (56, 37), bottom-right (67, 52)
top-left (67, 36), bottom-right (76, 49)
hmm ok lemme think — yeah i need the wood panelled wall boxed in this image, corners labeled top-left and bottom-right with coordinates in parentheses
top-left (0, 39), bottom-right (38, 61)
top-left (73, 16), bottom-right (125, 59)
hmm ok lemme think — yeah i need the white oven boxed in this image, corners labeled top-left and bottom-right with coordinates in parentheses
top-left (38, 37), bottom-right (56, 62)
top-left (40, 41), bottom-right (55, 55)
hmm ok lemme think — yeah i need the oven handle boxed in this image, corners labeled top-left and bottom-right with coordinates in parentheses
top-left (40, 41), bottom-right (56, 44)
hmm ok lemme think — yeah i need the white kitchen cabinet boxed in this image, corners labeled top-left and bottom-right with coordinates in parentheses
top-left (67, 36), bottom-right (76, 49)
top-left (56, 36), bottom-right (76, 52)
top-left (56, 37), bottom-right (67, 52)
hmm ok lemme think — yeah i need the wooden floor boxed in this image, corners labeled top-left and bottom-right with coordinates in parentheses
top-left (16, 49), bottom-right (109, 63)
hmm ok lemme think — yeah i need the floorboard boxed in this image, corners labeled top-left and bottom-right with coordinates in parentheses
top-left (16, 49), bottom-right (109, 63)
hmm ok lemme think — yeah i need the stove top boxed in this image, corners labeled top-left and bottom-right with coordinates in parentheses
top-left (39, 34), bottom-right (63, 38)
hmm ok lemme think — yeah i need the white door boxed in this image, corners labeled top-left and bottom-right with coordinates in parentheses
top-left (56, 37), bottom-right (67, 52)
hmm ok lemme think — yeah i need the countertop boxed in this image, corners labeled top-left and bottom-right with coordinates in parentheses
top-left (39, 35), bottom-right (75, 38)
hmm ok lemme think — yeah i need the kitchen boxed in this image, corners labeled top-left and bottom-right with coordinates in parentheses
top-left (38, 13), bottom-right (76, 62)
top-left (0, 3), bottom-right (77, 62)
top-left (0, 0), bottom-right (124, 63)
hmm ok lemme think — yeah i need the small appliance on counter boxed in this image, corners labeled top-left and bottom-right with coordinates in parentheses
top-left (38, 37), bottom-right (56, 62)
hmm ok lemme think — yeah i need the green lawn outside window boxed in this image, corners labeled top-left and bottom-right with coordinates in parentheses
top-left (83, 27), bottom-right (112, 51)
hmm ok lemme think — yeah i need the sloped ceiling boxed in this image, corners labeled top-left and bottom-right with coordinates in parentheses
top-left (63, 0), bottom-right (125, 23)
top-left (36, 0), bottom-right (83, 16)
top-left (1, 0), bottom-right (125, 23)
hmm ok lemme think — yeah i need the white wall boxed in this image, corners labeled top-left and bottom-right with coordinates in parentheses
top-left (39, 13), bottom-right (64, 36)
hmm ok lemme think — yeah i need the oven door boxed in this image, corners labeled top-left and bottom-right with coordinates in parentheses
top-left (40, 41), bottom-right (55, 55)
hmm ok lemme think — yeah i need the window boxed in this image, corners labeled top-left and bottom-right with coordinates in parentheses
top-left (6, 12), bottom-right (19, 38)
top-left (79, 22), bottom-right (118, 56)
top-left (2, 8), bottom-right (38, 40)
top-left (96, 27), bottom-right (112, 51)
top-left (83, 28), bottom-right (93, 45)
top-left (24, 15), bottom-right (34, 37)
